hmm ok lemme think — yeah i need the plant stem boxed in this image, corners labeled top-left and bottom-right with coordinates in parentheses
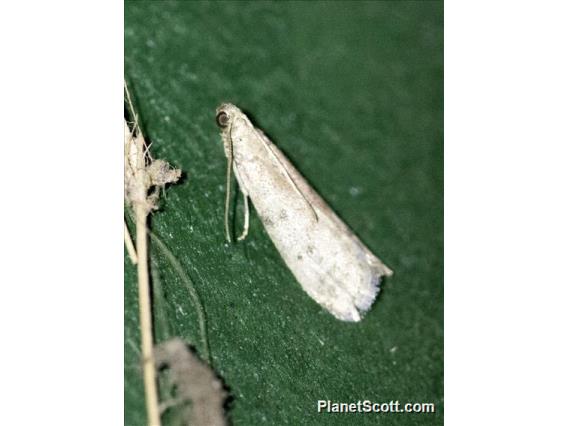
top-left (135, 203), bottom-right (161, 425)
top-left (124, 221), bottom-right (138, 264)
top-left (132, 115), bottom-right (161, 426)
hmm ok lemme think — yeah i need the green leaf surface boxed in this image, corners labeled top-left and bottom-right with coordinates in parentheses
top-left (125, 1), bottom-right (443, 425)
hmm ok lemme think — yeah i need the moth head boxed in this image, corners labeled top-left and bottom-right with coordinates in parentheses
top-left (216, 110), bottom-right (230, 128)
top-left (215, 103), bottom-right (242, 129)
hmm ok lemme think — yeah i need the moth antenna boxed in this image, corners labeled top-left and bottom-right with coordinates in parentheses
top-left (224, 122), bottom-right (234, 243)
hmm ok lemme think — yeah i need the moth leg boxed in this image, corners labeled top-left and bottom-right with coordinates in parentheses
top-left (237, 193), bottom-right (250, 241)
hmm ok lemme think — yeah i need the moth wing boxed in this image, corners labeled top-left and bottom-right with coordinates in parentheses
top-left (254, 130), bottom-right (392, 321)
top-left (256, 129), bottom-right (393, 278)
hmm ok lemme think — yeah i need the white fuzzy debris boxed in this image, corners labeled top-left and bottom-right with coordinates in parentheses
top-left (124, 120), bottom-right (181, 213)
top-left (216, 103), bottom-right (393, 322)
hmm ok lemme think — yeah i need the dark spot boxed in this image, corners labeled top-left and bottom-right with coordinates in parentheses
top-left (261, 216), bottom-right (274, 227)
top-left (216, 111), bottom-right (229, 127)
top-left (279, 210), bottom-right (288, 220)
top-left (297, 254), bottom-right (303, 260)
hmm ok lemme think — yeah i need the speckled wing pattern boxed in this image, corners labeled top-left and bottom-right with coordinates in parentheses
top-left (219, 104), bottom-right (392, 322)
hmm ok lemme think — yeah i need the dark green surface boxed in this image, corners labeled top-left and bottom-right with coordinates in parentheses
top-left (125, 1), bottom-right (442, 425)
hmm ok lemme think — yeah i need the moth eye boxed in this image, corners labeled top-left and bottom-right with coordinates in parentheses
top-left (216, 111), bottom-right (229, 128)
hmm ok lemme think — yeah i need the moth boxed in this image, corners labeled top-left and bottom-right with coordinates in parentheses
top-left (216, 103), bottom-right (393, 322)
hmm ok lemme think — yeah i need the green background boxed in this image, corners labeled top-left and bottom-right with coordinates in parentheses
top-left (125, 1), bottom-right (442, 425)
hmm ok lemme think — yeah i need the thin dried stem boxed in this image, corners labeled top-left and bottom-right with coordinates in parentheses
top-left (125, 80), bottom-right (161, 426)
top-left (124, 221), bottom-right (138, 264)
top-left (135, 201), bottom-right (160, 426)
top-left (148, 230), bottom-right (210, 362)
top-left (134, 132), bottom-right (161, 426)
